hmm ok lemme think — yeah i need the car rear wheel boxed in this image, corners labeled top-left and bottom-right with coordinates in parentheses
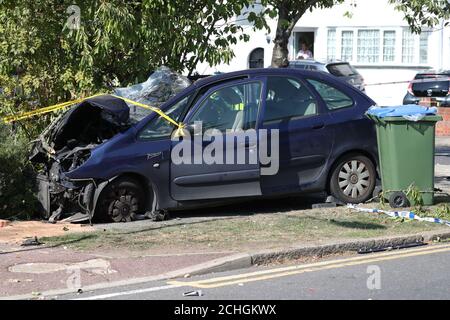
top-left (329, 154), bottom-right (376, 204)
top-left (99, 177), bottom-right (145, 222)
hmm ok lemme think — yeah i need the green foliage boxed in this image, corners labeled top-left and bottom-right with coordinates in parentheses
top-left (0, 123), bottom-right (38, 219)
top-left (405, 184), bottom-right (424, 211)
top-left (432, 203), bottom-right (450, 221)
top-left (0, 0), bottom-right (259, 135)
top-left (389, 0), bottom-right (450, 34)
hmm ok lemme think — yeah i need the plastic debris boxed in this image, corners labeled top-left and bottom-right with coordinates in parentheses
top-left (183, 290), bottom-right (203, 297)
top-left (367, 105), bottom-right (438, 121)
top-left (115, 66), bottom-right (191, 121)
top-left (347, 204), bottom-right (450, 227)
top-left (21, 236), bottom-right (42, 246)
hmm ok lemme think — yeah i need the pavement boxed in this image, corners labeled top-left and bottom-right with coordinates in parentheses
top-left (46, 242), bottom-right (450, 300)
top-left (0, 137), bottom-right (449, 299)
top-left (435, 137), bottom-right (450, 192)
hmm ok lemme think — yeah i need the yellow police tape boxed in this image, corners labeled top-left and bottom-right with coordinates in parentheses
top-left (1, 93), bottom-right (185, 135)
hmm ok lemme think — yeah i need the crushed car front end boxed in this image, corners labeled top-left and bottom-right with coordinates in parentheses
top-left (30, 95), bottom-right (134, 223)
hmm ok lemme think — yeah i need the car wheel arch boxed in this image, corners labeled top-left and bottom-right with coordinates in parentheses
top-left (92, 172), bottom-right (157, 219)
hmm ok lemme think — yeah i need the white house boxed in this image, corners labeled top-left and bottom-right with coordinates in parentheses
top-left (195, 0), bottom-right (450, 106)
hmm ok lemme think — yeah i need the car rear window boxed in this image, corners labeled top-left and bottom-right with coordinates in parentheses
top-left (307, 79), bottom-right (354, 110)
top-left (326, 63), bottom-right (358, 77)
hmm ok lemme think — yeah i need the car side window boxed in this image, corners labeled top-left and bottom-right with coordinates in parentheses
top-left (189, 82), bottom-right (262, 132)
top-left (263, 76), bottom-right (318, 124)
top-left (138, 95), bottom-right (191, 140)
top-left (307, 79), bottom-right (354, 110)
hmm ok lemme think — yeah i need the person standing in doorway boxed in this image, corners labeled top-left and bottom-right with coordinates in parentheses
top-left (296, 41), bottom-right (313, 60)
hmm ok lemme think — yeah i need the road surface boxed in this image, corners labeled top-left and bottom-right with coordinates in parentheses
top-left (56, 242), bottom-right (450, 300)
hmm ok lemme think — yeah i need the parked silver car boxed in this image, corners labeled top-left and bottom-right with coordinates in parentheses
top-left (288, 60), bottom-right (366, 92)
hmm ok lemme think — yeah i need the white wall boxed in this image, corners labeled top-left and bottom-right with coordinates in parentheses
top-left (194, 0), bottom-right (450, 106)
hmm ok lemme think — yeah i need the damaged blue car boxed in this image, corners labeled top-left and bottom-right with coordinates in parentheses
top-left (30, 68), bottom-right (378, 223)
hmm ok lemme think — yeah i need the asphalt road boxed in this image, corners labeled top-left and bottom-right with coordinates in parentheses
top-left (56, 243), bottom-right (450, 300)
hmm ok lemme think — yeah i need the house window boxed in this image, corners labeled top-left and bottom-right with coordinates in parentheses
top-left (402, 29), bottom-right (415, 63)
top-left (341, 31), bottom-right (353, 62)
top-left (383, 31), bottom-right (396, 62)
top-left (327, 29), bottom-right (336, 61)
top-left (357, 29), bottom-right (380, 63)
top-left (419, 32), bottom-right (429, 64)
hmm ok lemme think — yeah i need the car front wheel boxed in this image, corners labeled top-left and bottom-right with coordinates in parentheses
top-left (329, 154), bottom-right (376, 204)
top-left (98, 177), bottom-right (145, 222)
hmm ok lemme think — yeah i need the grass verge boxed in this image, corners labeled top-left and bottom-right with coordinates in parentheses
top-left (41, 203), bottom-right (450, 254)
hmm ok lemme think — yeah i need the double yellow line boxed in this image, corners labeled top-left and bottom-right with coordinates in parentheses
top-left (168, 243), bottom-right (450, 289)
top-left (1, 93), bottom-right (183, 131)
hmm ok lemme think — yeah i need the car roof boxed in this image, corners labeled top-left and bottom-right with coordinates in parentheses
top-left (289, 60), bottom-right (352, 66)
top-left (289, 60), bottom-right (326, 66)
top-left (416, 70), bottom-right (450, 76)
top-left (192, 68), bottom-right (330, 88)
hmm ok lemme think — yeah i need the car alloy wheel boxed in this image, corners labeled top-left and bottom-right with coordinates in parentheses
top-left (338, 160), bottom-right (371, 199)
top-left (107, 189), bottom-right (140, 222)
top-left (330, 154), bottom-right (376, 204)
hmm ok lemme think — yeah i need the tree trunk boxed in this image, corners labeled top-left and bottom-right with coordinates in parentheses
top-left (271, 8), bottom-right (292, 68)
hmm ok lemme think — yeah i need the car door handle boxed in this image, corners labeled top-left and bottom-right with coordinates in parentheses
top-left (311, 123), bottom-right (325, 130)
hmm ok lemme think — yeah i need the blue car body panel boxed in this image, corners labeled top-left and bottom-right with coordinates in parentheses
top-left (58, 68), bottom-right (377, 215)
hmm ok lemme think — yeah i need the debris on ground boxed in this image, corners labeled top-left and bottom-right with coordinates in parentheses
top-left (0, 220), bottom-right (10, 228)
top-left (183, 290), bottom-right (203, 297)
top-left (20, 236), bottom-right (42, 246)
top-left (0, 220), bottom-right (94, 245)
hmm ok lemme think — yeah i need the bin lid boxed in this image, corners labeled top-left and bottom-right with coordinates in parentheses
top-left (366, 105), bottom-right (441, 122)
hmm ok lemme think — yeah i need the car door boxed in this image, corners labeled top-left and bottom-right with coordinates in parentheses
top-left (259, 75), bottom-right (334, 195)
top-left (170, 79), bottom-right (264, 201)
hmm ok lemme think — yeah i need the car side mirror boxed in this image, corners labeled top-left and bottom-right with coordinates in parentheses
top-left (171, 123), bottom-right (201, 139)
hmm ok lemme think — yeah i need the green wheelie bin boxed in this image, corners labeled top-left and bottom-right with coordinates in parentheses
top-left (367, 110), bottom-right (442, 207)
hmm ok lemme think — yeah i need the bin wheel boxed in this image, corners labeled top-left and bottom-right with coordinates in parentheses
top-left (388, 192), bottom-right (410, 208)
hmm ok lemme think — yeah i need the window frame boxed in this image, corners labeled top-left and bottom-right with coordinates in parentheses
top-left (136, 92), bottom-right (195, 141)
top-left (328, 27), bottom-right (430, 67)
top-left (327, 28), bottom-right (337, 61)
top-left (306, 78), bottom-right (355, 112)
top-left (184, 79), bottom-right (265, 132)
top-left (382, 30), bottom-right (396, 62)
top-left (262, 75), bottom-right (320, 125)
top-left (357, 29), bottom-right (380, 63)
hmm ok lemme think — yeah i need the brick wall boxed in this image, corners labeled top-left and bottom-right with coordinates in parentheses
top-left (436, 107), bottom-right (450, 136)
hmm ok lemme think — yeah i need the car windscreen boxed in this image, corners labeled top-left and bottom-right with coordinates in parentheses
top-left (326, 63), bottom-right (359, 77)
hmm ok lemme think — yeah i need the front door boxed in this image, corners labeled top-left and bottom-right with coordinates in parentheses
top-left (170, 79), bottom-right (264, 201)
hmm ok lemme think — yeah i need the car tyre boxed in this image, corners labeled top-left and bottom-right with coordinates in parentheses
top-left (329, 154), bottom-right (376, 204)
top-left (99, 177), bottom-right (145, 222)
